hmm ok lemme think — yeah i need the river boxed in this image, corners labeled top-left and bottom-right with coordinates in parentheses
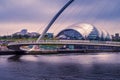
top-left (0, 52), bottom-right (120, 80)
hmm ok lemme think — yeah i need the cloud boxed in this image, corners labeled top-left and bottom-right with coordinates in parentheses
top-left (0, 0), bottom-right (120, 35)
top-left (0, 0), bottom-right (66, 23)
top-left (0, 0), bottom-right (120, 23)
top-left (61, 0), bottom-right (120, 22)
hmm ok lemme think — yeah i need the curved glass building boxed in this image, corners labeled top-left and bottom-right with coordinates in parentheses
top-left (56, 23), bottom-right (111, 41)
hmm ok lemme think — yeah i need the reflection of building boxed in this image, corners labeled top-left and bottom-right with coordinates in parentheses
top-left (112, 33), bottom-right (120, 41)
top-left (56, 23), bottom-right (111, 41)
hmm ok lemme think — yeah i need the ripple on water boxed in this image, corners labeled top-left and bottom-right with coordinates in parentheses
top-left (0, 52), bottom-right (120, 80)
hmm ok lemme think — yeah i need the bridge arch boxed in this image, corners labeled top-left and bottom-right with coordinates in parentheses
top-left (36, 0), bottom-right (75, 42)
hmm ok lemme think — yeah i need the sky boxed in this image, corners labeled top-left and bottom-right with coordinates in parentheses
top-left (0, 0), bottom-right (120, 36)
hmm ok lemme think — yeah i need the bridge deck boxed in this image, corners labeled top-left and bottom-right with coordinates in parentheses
top-left (8, 40), bottom-right (120, 47)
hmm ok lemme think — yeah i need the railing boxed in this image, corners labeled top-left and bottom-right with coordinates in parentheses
top-left (8, 40), bottom-right (120, 46)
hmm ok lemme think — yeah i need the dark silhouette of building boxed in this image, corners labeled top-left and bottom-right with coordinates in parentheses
top-left (112, 33), bottom-right (120, 41)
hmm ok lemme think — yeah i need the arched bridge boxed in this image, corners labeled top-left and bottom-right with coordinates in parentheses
top-left (7, 40), bottom-right (120, 51)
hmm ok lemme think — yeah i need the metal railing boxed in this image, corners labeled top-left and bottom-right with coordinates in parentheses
top-left (8, 40), bottom-right (120, 46)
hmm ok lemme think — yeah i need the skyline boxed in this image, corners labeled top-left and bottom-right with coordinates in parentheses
top-left (0, 0), bottom-right (120, 35)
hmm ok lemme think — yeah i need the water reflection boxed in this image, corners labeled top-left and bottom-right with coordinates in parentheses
top-left (8, 55), bottom-right (22, 62)
top-left (0, 52), bottom-right (120, 80)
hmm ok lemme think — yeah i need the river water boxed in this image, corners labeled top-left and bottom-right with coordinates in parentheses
top-left (0, 52), bottom-right (120, 80)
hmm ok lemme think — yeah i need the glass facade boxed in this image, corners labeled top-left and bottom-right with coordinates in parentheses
top-left (86, 27), bottom-right (100, 40)
top-left (56, 23), bottom-right (111, 41)
top-left (57, 29), bottom-right (84, 40)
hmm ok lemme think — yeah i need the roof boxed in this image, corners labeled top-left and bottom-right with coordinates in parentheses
top-left (56, 23), bottom-right (111, 40)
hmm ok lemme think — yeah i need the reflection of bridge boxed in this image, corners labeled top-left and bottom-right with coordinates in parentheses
top-left (7, 40), bottom-right (120, 51)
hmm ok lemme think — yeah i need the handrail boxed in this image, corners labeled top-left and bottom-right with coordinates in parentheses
top-left (8, 40), bottom-right (120, 46)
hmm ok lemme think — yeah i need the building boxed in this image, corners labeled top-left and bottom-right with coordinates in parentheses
top-left (56, 23), bottom-right (111, 41)
top-left (112, 33), bottom-right (120, 41)
top-left (13, 29), bottom-right (28, 36)
top-left (28, 32), bottom-right (40, 37)
top-left (45, 33), bottom-right (54, 39)
top-left (21, 29), bottom-right (27, 35)
top-left (12, 29), bottom-right (40, 38)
